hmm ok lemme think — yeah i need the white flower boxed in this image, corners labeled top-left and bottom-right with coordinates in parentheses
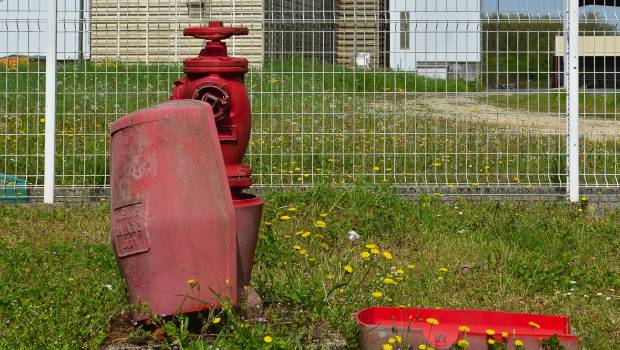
top-left (103, 284), bottom-right (113, 291)
top-left (570, 280), bottom-right (577, 284)
top-left (348, 230), bottom-right (360, 241)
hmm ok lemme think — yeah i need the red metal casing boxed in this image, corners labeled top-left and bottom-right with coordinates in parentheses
top-left (171, 21), bottom-right (252, 194)
top-left (357, 307), bottom-right (579, 350)
top-left (110, 100), bottom-right (237, 321)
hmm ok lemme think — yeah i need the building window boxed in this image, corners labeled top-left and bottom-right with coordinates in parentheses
top-left (187, 0), bottom-right (207, 19)
top-left (400, 12), bottom-right (410, 50)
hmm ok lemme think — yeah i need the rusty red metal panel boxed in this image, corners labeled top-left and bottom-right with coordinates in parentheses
top-left (110, 100), bottom-right (237, 321)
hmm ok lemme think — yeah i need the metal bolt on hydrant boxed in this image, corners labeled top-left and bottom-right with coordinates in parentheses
top-left (109, 21), bottom-right (262, 321)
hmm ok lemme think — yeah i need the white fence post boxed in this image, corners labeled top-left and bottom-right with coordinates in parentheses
top-left (44, 0), bottom-right (58, 203)
top-left (567, 0), bottom-right (580, 203)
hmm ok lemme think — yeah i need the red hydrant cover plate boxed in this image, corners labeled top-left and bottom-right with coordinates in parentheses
top-left (357, 307), bottom-right (579, 350)
top-left (110, 100), bottom-right (237, 320)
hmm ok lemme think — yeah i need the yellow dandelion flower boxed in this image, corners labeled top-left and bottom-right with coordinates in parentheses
top-left (293, 245), bottom-right (302, 250)
top-left (302, 231), bottom-right (311, 238)
top-left (407, 264), bottom-right (416, 269)
top-left (382, 344), bottom-right (393, 350)
top-left (186, 278), bottom-right (197, 286)
top-left (432, 162), bottom-right (442, 167)
top-left (426, 318), bottom-right (439, 325)
top-left (373, 166), bottom-right (380, 171)
top-left (487, 339), bottom-right (496, 345)
top-left (263, 221), bottom-right (272, 226)
top-left (212, 317), bottom-right (221, 324)
top-left (365, 243), bottom-right (377, 249)
top-left (486, 329), bottom-right (496, 336)
top-left (320, 242), bottom-right (329, 249)
top-left (383, 277), bottom-right (397, 285)
top-left (320, 212), bottom-right (328, 217)
top-left (298, 249), bottom-right (308, 255)
top-left (371, 291), bottom-right (383, 298)
top-left (388, 337), bottom-right (395, 343)
top-left (315, 220), bottom-right (327, 228)
top-left (370, 248), bottom-right (380, 255)
top-left (528, 321), bottom-right (541, 329)
top-left (418, 345), bottom-right (427, 350)
top-left (458, 325), bottom-right (470, 332)
top-left (344, 265), bottom-right (353, 273)
top-left (514, 339), bottom-right (524, 347)
top-left (396, 269), bottom-right (405, 274)
top-left (501, 331), bottom-right (509, 338)
top-left (438, 267), bottom-right (448, 272)
top-left (295, 230), bottom-right (304, 236)
top-left (263, 335), bottom-right (273, 343)
top-left (361, 251), bottom-right (371, 259)
top-left (457, 339), bottom-right (469, 349)
top-left (279, 215), bottom-right (291, 221)
top-left (395, 335), bottom-right (402, 343)
top-left (288, 207), bottom-right (298, 212)
top-left (383, 251), bottom-right (393, 260)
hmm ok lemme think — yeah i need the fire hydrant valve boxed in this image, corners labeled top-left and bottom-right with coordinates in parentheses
top-left (181, 21), bottom-right (249, 74)
top-left (171, 21), bottom-right (253, 195)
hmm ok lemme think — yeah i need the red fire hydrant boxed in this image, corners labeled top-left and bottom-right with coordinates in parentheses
top-left (171, 20), bottom-right (264, 309)
top-left (171, 21), bottom-right (253, 198)
top-left (109, 21), bottom-right (262, 321)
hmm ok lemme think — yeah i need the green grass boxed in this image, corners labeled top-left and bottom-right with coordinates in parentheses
top-left (1, 186), bottom-right (619, 349)
top-left (486, 92), bottom-right (620, 121)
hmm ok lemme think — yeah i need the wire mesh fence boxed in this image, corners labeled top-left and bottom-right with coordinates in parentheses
top-left (1, 0), bottom-right (619, 202)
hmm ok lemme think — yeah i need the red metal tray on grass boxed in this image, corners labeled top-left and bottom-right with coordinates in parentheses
top-left (357, 307), bottom-right (579, 350)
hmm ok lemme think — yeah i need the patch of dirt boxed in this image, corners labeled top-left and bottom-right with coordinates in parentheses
top-left (100, 313), bottom-right (150, 350)
top-left (373, 96), bottom-right (620, 142)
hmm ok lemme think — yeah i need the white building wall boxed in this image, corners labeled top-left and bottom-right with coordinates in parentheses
top-left (0, 0), bottom-right (89, 60)
top-left (389, 0), bottom-right (481, 78)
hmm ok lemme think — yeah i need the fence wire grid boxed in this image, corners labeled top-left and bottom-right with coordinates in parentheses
top-left (1, 0), bottom-right (619, 202)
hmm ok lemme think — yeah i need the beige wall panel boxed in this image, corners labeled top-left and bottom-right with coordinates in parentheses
top-left (91, 0), bottom-right (264, 65)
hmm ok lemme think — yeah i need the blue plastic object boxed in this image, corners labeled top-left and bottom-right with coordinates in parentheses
top-left (0, 173), bottom-right (28, 203)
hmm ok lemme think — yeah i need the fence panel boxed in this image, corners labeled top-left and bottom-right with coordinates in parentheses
top-left (1, 0), bottom-right (619, 202)
top-left (1, 0), bottom-right (47, 202)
